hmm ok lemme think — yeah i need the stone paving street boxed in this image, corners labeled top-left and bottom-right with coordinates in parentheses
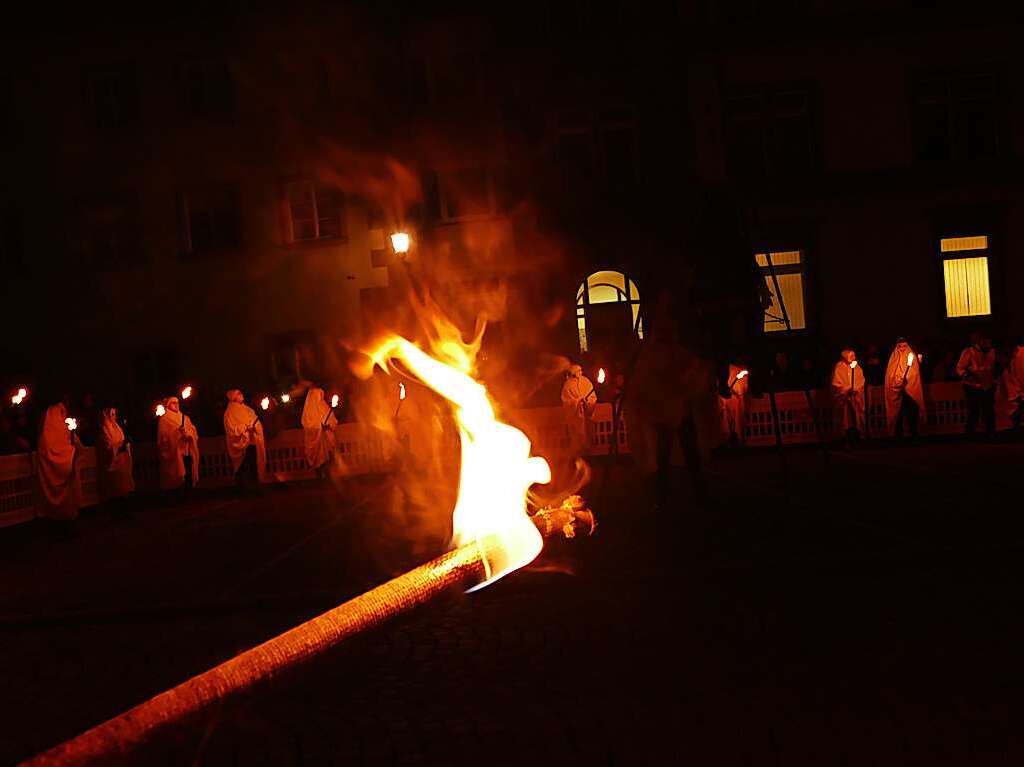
top-left (3, 440), bottom-right (1024, 765)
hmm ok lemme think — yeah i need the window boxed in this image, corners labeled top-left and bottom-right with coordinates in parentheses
top-left (941, 235), bottom-right (991, 317)
top-left (179, 59), bottom-right (234, 118)
top-left (285, 182), bottom-right (345, 242)
top-left (756, 250), bottom-right (806, 332)
top-left (182, 185), bottom-right (240, 257)
top-left (724, 85), bottom-right (815, 177)
top-left (912, 73), bottom-right (1001, 164)
top-left (68, 200), bottom-right (139, 271)
top-left (576, 270), bottom-right (643, 353)
top-left (86, 69), bottom-right (141, 135)
top-left (554, 109), bottom-right (637, 213)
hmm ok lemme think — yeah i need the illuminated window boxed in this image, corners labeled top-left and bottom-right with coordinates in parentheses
top-left (941, 235), bottom-right (991, 317)
top-left (576, 270), bottom-right (642, 353)
top-left (756, 250), bottom-right (806, 332)
top-left (285, 182), bottom-right (345, 242)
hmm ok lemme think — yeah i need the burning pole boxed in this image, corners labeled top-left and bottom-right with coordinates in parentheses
top-left (22, 503), bottom-right (593, 767)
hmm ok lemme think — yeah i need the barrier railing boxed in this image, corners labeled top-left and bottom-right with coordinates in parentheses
top-left (0, 383), bottom-right (994, 528)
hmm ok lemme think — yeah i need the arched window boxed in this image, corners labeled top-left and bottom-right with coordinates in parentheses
top-left (575, 270), bottom-right (643, 352)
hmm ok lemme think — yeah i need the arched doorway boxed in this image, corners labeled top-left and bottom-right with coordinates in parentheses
top-left (575, 270), bottom-right (643, 353)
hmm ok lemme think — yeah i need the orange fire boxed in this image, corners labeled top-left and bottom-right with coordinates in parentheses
top-left (155, 404), bottom-right (166, 417)
top-left (180, 386), bottom-right (193, 400)
top-left (850, 360), bottom-right (859, 369)
top-left (597, 368), bottom-right (606, 384)
top-left (280, 393), bottom-right (291, 404)
top-left (368, 333), bottom-right (550, 588)
top-left (65, 417), bottom-right (78, 431)
top-left (11, 386), bottom-right (28, 405)
top-left (907, 352), bottom-right (915, 367)
top-left (260, 396), bottom-right (270, 411)
top-left (399, 382), bottom-right (407, 400)
top-left (331, 394), bottom-right (340, 409)
top-left (736, 369), bottom-right (749, 380)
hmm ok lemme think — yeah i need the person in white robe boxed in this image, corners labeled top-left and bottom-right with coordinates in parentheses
top-left (719, 362), bottom-right (749, 446)
top-left (301, 386), bottom-right (337, 475)
top-left (998, 342), bottom-right (1024, 432)
top-left (223, 389), bottom-right (266, 490)
top-left (884, 339), bottom-right (926, 439)
top-left (956, 332), bottom-right (996, 437)
top-left (831, 348), bottom-right (865, 442)
top-left (36, 402), bottom-right (82, 521)
top-left (560, 364), bottom-right (597, 452)
top-left (158, 396), bottom-right (199, 490)
top-left (97, 407), bottom-right (134, 501)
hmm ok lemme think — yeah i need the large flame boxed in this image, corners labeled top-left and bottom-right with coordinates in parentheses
top-left (367, 334), bottom-right (550, 589)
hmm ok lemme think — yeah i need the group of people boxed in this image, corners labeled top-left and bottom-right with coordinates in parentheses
top-left (828, 333), bottom-right (1023, 444)
top-left (27, 384), bottom-right (346, 527)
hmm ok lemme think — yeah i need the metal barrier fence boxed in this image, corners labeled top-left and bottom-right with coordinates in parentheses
top-left (0, 383), bottom-right (987, 528)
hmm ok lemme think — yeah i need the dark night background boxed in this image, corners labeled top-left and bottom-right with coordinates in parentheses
top-left (3, 1), bottom-right (1024, 765)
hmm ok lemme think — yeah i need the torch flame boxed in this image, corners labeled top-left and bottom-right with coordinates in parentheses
top-left (907, 352), bottom-right (915, 367)
top-left (11, 387), bottom-right (27, 405)
top-left (65, 417), bottom-right (77, 431)
top-left (181, 386), bottom-right (192, 400)
top-left (399, 382), bottom-right (407, 400)
top-left (597, 368), bottom-right (606, 384)
top-left (850, 360), bottom-right (858, 369)
top-left (331, 394), bottom-right (340, 409)
top-left (155, 404), bottom-right (166, 417)
top-left (260, 396), bottom-right (270, 411)
top-left (280, 394), bottom-right (291, 404)
top-left (737, 369), bottom-right (749, 380)
top-left (368, 334), bottom-right (550, 589)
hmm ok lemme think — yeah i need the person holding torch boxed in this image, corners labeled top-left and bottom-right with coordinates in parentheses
top-left (884, 338), bottom-right (926, 440)
top-left (224, 390), bottom-right (266, 493)
top-left (158, 396), bottom-right (200, 492)
top-left (36, 399), bottom-right (83, 524)
top-left (719, 362), bottom-right (750, 447)
top-left (831, 347), bottom-right (866, 445)
top-left (301, 385), bottom-right (337, 477)
top-left (956, 332), bottom-right (997, 438)
top-left (560, 364), bottom-right (597, 454)
top-left (97, 407), bottom-right (135, 503)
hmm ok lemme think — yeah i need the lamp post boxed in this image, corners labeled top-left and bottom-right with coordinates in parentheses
top-left (391, 232), bottom-right (411, 259)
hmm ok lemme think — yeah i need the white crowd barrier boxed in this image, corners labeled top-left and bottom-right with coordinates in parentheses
top-left (0, 383), bottom-right (1001, 528)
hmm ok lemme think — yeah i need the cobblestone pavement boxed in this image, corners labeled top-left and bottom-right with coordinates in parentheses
top-left (3, 440), bottom-right (1024, 765)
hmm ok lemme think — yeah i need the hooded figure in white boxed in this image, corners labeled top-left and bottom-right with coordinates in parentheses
top-left (884, 339), bottom-right (926, 438)
top-left (831, 349), bottom-right (865, 437)
top-left (719, 363), bottom-right (749, 446)
top-left (158, 397), bottom-right (199, 489)
top-left (36, 402), bottom-right (82, 520)
top-left (301, 386), bottom-right (337, 472)
top-left (560, 364), bottom-right (597, 450)
top-left (224, 389), bottom-right (266, 484)
top-left (97, 407), bottom-right (134, 501)
top-left (998, 343), bottom-right (1024, 429)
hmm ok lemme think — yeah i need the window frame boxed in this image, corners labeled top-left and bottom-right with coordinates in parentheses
top-left (283, 181), bottom-right (347, 244)
top-left (180, 184), bottom-right (242, 259)
top-left (723, 82), bottom-right (817, 178)
top-left (755, 248), bottom-right (809, 334)
top-left (910, 69), bottom-right (1005, 165)
top-left (938, 234), bottom-right (994, 320)
top-left (575, 269), bottom-right (644, 353)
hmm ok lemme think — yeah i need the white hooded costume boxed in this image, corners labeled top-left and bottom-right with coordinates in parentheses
top-left (998, 344), bottom-right (1024, 425)
top-left (884, 343), bottom-right (926, 435)
top-left (831, 354), bottom-right (866, 434)
top-left (158, 397), bottom-right (200, 490)
top-left (97, 408), bottom-right (134, 500)
top-left (223, 392), bottom-right (266, 481)
top-left (301, 387), bottom-right (337, 471)
top-left (36, 403), bottom-right (81, 520)
top-left (560, 365), bottom-right (597, 447)
top-left (719, 363), bottom-right (749, 445)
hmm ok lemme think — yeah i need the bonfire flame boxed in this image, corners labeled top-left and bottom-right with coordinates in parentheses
top-left (368, 334), bottom-right (550, 588)
top-left (399, 382), bottom-right (407, 400)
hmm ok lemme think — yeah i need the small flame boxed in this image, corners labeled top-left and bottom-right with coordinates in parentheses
top-left (368, 333), bottom-right (550, 589)
top-left (850, 360), bottom-right (859, 369)
top-left (155, 404), bottom-right (166, 417)
top-left (399, 382), bottom-right (407, 400)
top-left (597, 368), bottom-right (606, 384)
top-left (260, 397), bottom-right (270, 411)
top-left (907, 352), bottom-right (915, 367)
top-left (65, 417), bottom-right (77, 431)
top-left (181, 386), bottom-right (193, 400)
top-left (11, 387), bottom-right (27, 405)
top-left (331, 394), bottom-right (340, 409)
top-left (280, 393), bottom-right (291, 404)
top-left (737, 369), bottom-right (749, 380)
